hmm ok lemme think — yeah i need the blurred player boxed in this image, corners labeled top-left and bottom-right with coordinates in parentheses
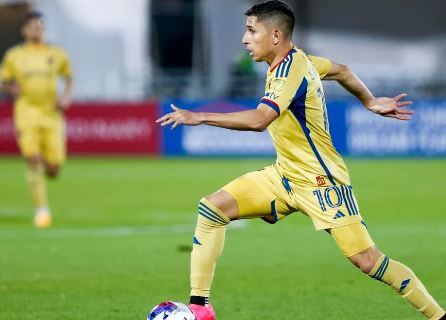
top-left (0, 12), bottom-right (73, 228)
top-left (157, 1), bottom-right (445, 319)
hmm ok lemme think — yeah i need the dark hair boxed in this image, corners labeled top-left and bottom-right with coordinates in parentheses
top-left (245, 0), bottom-right (294, 38)
top-left (23, 11), bottom-right (44, 26)
top-left (245, 0), bottom-right (294, 37)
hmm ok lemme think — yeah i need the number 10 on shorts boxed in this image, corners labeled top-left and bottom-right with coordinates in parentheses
top-left (312, 185), bottom-right (359, 215)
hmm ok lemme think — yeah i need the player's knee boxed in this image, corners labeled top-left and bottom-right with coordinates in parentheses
top-left (45, 165), bottom-right (60, 179)
top-left (201, 190), bottom-right (238, 221)
top-left (25, 156), bottom-right (41, 169)
top-left (348, 246), bottom-right (381, 274)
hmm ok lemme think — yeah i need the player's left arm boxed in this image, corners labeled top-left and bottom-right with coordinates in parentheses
top-left (57, 76), bottom-right (74, 111)
top-left (309, 55), bottom-right (414, 121)
top-left (157, 103), bottom-right (278, 131)
top-left (56, 50), bottom-right (74, 111)
top-left (326, 61), bottom-right (414, 120)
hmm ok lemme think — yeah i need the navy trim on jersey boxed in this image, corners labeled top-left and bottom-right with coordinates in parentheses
top-left (260, 200), bottom-right (279, 224)
top-left (284, 56), bottom-right (293, 77)
top-left (289, 77), bottom-right (337, 185)
top-left (271, 200), bottom-right (278, 221)
top-left (347, 186), bottom-right (359, 214)
top-left (340, 185), bottom-right (353, 216)
top-left (270, 48), bottom-right (295, 73)
top-left (274, 49), bottom-right (296, 78)
top-left (261, 98), bottom-right (280, 114)
top-left (276, 57), bottom-right (290, 77)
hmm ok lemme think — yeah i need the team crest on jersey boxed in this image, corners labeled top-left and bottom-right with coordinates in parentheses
top-left (316, 175), bottom-right (326, 186)
top-left (47, 56), bottom-right (54, 65)
top-left (270, 78), bottom-right (286, 91)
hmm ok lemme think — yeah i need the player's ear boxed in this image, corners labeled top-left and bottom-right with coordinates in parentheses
top-left (272, 29), bottom-right (280, 46)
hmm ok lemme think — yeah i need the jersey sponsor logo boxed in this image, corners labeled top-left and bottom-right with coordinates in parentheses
top-left (316, 175), bottom-right (326, 186)
top-left (267, 79), bottom-right (286, 100)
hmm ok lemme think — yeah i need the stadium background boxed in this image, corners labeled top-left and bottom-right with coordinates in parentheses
top-left (0, 1), bottom-right (445, 319)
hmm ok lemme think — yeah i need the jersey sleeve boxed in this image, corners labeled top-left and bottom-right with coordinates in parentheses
top-left (58, 50), bottom-right (73, 78)
top-left (308, 55), bottom-right (331, 80)
top-left (0, 51), bottom-right (15, 82)
top-left (260, 56), bottom-right (307, 114)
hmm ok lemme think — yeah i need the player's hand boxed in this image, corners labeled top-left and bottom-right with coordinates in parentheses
top-left (56, 94), bottom-right (72, 111)
top-left (365, 93), bottom-right (414, 120)
top-left (156, 104), bottom-right (202, 129)
top-left (10, 83), bottom-right (20, 97)
top-left (4, 82), bottom-right (20, 98)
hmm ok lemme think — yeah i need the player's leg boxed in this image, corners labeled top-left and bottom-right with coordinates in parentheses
top-left (189, 166), bottom-right (293, 319)
top-left (294, 183), bottom-right (445, 319)
top-left (188, 189), bottom-right (233, 319)
top-left (331, 223), bottom-right (446, 320)
top-left (16, 125), bottom-right (50, 227)
top-left (25, 155), bottom-right (48, 216)
top-left (42, 117), bottom-right (65, 179)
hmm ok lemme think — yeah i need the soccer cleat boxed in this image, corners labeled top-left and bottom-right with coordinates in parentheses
top-left (33, 210), bottom-right (52, 228)
top-left (188, 303), bottom-right (216, 320)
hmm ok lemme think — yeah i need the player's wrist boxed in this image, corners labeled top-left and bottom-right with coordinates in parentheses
top-left (195, 112), bottom-right (206, 125)
top-left (363, 97), bottom-right (376, 109)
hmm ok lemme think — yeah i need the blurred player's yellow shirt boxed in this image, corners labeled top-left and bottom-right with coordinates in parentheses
top-left (260, 46), bottom-right (350, 187)
top-left (0, 43), bottom-right (72, 119)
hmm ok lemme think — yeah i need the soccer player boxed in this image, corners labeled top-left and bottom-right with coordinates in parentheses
top-left (0, 12), bottom-right (73, 228)
top-left (157, 1), bottom-right (445, 319)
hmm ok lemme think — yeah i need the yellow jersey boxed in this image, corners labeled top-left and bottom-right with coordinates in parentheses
top-left (260, 46), bottom-right (350, 187)
top-left (0, 43), bottom-right (72, 117)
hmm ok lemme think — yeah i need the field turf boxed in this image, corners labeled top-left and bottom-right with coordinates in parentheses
top-left (0, 157), bottom-right (445, 320)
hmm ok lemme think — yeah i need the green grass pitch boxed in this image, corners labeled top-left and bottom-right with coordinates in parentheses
top-left (0, 157), bottom-right (445, 319)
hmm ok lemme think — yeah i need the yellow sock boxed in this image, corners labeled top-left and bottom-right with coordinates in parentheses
top-left (190, 198), bottom-right (230, 298)
top-left (369, 254), bottom-right (445, 320)
top-left (27, 164), bottom-right (48, 209)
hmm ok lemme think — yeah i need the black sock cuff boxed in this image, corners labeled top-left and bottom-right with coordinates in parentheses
top-left (190, 296), bottom-right (209, 306)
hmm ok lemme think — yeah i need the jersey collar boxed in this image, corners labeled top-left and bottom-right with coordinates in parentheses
top-left (268, 45), bottom-right (297, 74)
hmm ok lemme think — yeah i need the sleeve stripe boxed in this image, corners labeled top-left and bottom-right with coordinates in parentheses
top-left (261, 98), bottom-right (280, 114)
top-left (284, 56), bottom-right (293, 77)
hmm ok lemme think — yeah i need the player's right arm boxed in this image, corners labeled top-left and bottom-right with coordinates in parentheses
top-left (156, 103), bottom-right (278, 132)
top-left (0, 50), bottom-right (20, 98)
top-left (158, 58), bottom-right (306, 131)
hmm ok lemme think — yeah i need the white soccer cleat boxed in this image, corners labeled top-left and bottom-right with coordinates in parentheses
top-left (33, 209), bottom-right (52, 228)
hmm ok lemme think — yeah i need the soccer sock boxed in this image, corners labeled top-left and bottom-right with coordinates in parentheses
top-left (369, 254), bottom-right (445, 320)
top-left (190, 198), bottom-right (230, 301)
top-left (26, 164), bottom-right (48, 210)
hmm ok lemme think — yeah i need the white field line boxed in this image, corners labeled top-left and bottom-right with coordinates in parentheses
top-left (0, 224), bottom-right (194, 239)
top-left (0, 219), bottom-right (248, 239)
top-left (0, 207), bottom-right (29, 217)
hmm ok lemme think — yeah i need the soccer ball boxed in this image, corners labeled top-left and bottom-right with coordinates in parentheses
top-left (147, 301), bottom-right (196, 320)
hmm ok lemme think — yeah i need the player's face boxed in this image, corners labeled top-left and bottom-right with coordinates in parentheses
top-left (22, 18), bottom-right (45, 43)
top-left (242, 16), bottom-right (274, 63)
